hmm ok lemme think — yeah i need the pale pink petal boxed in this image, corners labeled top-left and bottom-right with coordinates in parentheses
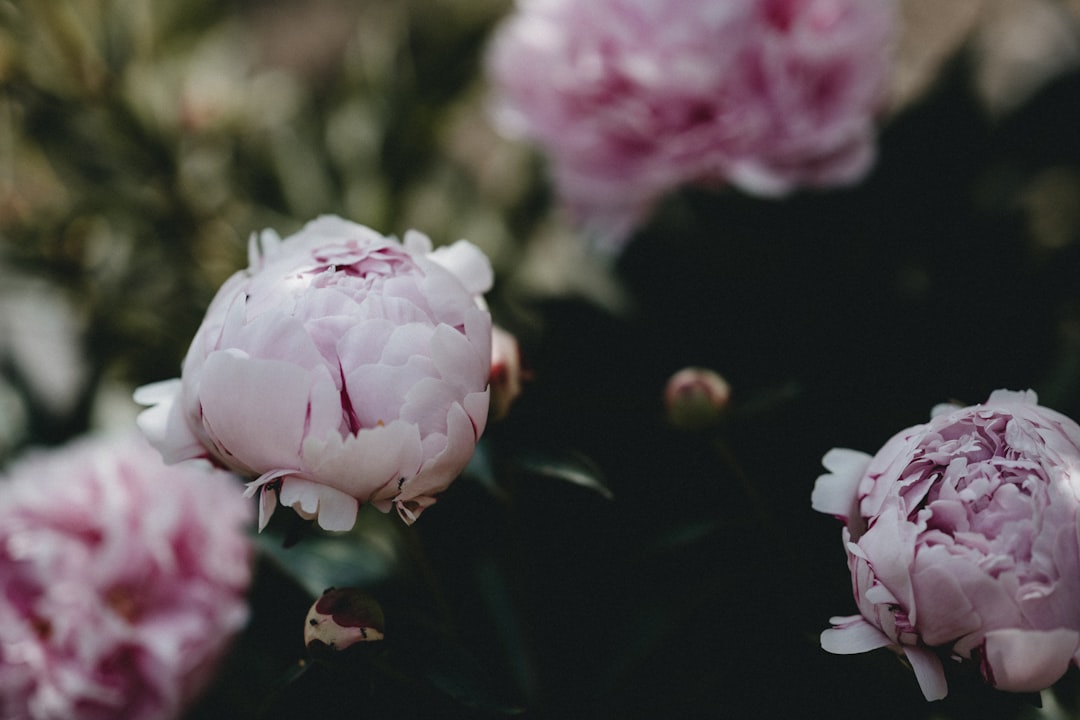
top-left (279, 478), bottom-right (359, 532)
top-left (465, 307), bottom-right (493, 376)
top-left (336, 318), bottom-right (399, 367)
top-left (906, 645), bottom-right (948, 701)
top-left (301, 420), bottom-right (424, 498)
top-left (380, 323), bottom-right (437, 365)
top-left (346, 356), bottom-right (438, 429)
top-left (820, 615), bottom-right (892, 654)
top-left (307, 365), bottom-right (347, 439)
top-left (464, 389), bottom-right (491, 438)
top-left (257, 484), bottom-right (278, 531)
top-left (134, 380), bottom-right (206, 465)
top-left (811, 448), bottom-right (871, 520)
top-left (402, 229), bottom-right (434, 254)
top-left (426, 239), bottom-right (494, 296)
top-left (399, 402), bottom-right (475, 510)
top-left (244, 468), bottom-right (296, 531)
top-left (429, 323), bottom-right (489, 395)
top-left (198, 351), bottom-right (310, 474)
top-left (983, 628), bottom-right (1079, 693)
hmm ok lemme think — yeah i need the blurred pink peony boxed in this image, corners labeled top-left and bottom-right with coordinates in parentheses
top-left (486, 0), bottom-right (895, 247)
top-left (136, 216), bottom-right (493, 531)
top-left (812, 390), bottom-right (1080, 700)
top-left (0, 432), bottom-right (252, 720)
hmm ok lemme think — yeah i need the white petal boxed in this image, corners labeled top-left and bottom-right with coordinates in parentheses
top-left (258, 485), bottom-right (278, 531)
top-left (134, 380), bottom-right (206, 465)
top-left (985, 388), bottom-right (1038, 407)
top-left (133, 378), bottom-right (181, 406)
top-left (279, 478), bottom-right (360, 532)
top-left (811, 448), bottom-right (871, 520)
top-left (905, 645), bottom-right (948, 701)
top-left (820, 615), bottom-right (891, 654)
top-left (402, 229), bottom-right (434, 254)
top-left (426, 239), bottom-right (494, 295)
top-left (198, 352), bottom-right (310, 473)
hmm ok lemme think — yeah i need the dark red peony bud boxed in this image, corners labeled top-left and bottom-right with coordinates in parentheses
top-left (304, 587), bottom-right (385, 657)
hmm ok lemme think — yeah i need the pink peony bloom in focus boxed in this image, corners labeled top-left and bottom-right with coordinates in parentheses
top-left (812, 390), bottom-right (1080, 701)
top-left (486, 0), bottom-right (896, 247)
top-left (136, 216), bottom-right (493, 531)
top-left (0, 432), bottom-right (253, 720)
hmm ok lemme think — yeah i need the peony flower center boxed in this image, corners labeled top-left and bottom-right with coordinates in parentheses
top-left (105, 585), bottom-right (141, 623)
top-left (30, 614), bottom-right (52, 640)
top-left (910, 420), bottom-right (1047, 572)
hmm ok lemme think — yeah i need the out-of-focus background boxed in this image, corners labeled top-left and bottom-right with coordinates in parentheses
top-left (4, 1), bottom-right (1080, 718)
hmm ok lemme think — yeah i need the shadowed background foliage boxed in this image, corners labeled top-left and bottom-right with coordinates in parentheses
top-left (4, 1), bottom-right (1080, 718)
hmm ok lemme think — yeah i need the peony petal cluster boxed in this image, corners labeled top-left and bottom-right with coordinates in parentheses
top-left (0, 432), bottom-right (253, 720)
top-left (486, 0), bottom-right (896, 247)
top-left (136, 215), bottom-right (493, 532)
top-left (812, 390), bottom-right (1080, 701)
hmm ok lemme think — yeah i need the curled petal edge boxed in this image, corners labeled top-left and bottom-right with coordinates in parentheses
top-left (821, 616), bottom-right (947, 701)
top-left (811, 448), bottom-right (871, 521)
top-left (278, 477), bottom-right (360, 532)
top-left (820, 615), bottom-right (891, 654)
top-left (133, 379), bottom-right (205, 465)
top-left (906, 645), bottom-right (948, 702)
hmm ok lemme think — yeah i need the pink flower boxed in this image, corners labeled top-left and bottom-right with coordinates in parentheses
top-left (486, 0), bottom-right (895, 247)
top-left (0, 432), bottom-right (252, 720)
top-left (136, 216), bottom-right (493, 531)
top-left (812, 390), bottom-right (1080, 700)
top-left (489, 326), bottom-right (524, 422)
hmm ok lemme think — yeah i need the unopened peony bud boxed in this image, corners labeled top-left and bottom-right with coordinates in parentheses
top-left (489, 326), bottom-right (524, 422)
top-left (664, 367), bottom-right (731, 430)
top-left (305, 587), bottom-right (385, 659)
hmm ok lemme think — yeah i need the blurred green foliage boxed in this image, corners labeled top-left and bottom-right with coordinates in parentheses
top-left (0, 0), bottom-right (543, 459)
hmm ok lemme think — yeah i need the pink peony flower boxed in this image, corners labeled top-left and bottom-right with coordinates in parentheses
top-left (136, 216), bottom-right (493, 531)
top-left (486, 0), bottom-right (895, 247)
top-left (0, 432), bottom-right (252, 720)
top-left (812, 390), bottom-right (1080, 701)
top-left (489, 326), bottom-right (525, 422)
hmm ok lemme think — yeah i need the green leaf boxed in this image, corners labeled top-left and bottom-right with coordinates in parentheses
top-left (254, 508), bottom-right (403, 598)
top-left (516, 449), bottom-right (614, 500)
top-left (378, 629), bottom-right (527, 717)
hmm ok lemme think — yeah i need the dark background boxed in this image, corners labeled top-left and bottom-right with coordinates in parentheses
top-left (4, 2), bottom-right (1080, 719)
